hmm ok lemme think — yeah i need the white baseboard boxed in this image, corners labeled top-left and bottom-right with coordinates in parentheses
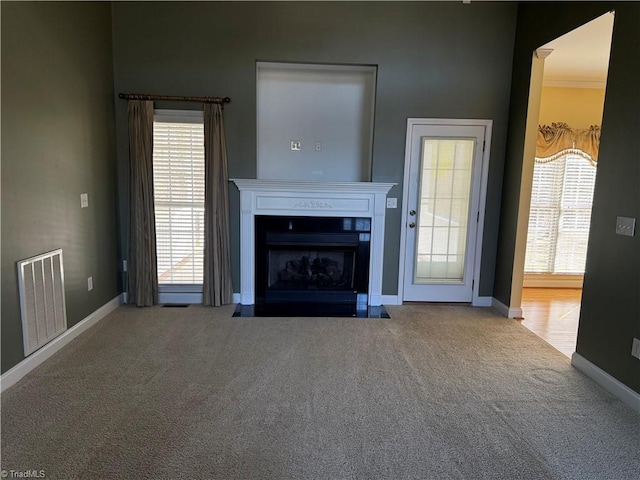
top-left (491, 297), bottom-right (523, 319)
top-left (381, 294), bottom-right (401, 305)
top-left (1, 293), bottom-right (125, 393)
top-left (383, 295), bottom-right (494, 308)
top-left (523, 274), bottom-right (583, 289)
top-left (492, 297), bottom-right (509, 317)
top-left (473, 296), bottom-right (493, 307)
top-left (571, 352), bottom-right (640, 414)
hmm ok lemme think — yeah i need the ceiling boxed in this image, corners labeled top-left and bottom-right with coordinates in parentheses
top-left (540, 12), bottom-right (614, 88)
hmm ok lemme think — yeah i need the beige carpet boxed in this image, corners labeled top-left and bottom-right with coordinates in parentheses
top-left (1, 304), bottom-right (638, 479)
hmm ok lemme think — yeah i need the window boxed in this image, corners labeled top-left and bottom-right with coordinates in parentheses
top-left (153, 110), bottom-right (205, 285)
top-left (525, 154), bottom-right (596, 274)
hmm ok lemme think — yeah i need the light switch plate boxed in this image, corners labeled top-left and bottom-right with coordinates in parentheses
top-left (386, 198), bottom-right (397, 209)
top-left (80, 193), bottom-right (89, 208)
top-left (632, 338), bottom-right (640, 360)
top-left (615, 216), bottom-right (635, 237)
top-left (290, 141), bottom-right (301, 151)
top-left (87, 276), bottom-right (93, 291)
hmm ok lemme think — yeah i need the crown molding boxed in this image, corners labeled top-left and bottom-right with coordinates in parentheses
top-left (535, 48), bottom-right (554, 60)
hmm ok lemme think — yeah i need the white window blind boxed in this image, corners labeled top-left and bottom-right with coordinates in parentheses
top-left (153, 111), bottom-right (205, 285)
top-left (525, 154), bottom-right (597, 274)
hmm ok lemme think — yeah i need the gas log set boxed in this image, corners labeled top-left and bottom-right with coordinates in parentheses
top-left (276, 254), bottom-right (345, 288)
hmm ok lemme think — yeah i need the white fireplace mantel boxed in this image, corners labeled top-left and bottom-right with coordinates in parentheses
top-left (231, 179), bottom-right (395, 306)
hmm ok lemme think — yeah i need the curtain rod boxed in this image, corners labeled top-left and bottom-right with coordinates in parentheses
top-left (118, 93), bottom-right (231, 105)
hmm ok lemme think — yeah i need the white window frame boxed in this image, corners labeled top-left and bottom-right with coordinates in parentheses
top-left (153, 109), bottom-right (205, 303)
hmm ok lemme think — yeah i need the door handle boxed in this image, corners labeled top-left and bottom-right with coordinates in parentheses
top-left (409, 222), bottom-right (416, 228)
top-left (409, 210), bottom-right (416, 216)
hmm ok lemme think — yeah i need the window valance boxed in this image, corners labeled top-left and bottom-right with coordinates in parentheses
top-left (536, 123), bottom-right (600, 164)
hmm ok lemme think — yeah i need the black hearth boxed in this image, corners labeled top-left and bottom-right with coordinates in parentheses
top-left (253, 215), bottom-right (372, 316)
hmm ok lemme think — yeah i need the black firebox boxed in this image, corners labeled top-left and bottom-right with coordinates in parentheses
top-left (254, 216), bottom-right (371, 314)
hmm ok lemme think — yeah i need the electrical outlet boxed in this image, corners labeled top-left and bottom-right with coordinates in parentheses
top-left (315, 141), bottom-right (322, 152)
top-left (386, 198), bottom-right (397, 208)
top-left (80, 193), bottom-right (89, 208)
top-left (88, 276), bottom-right (93, 291)
top-left (632, 338), bottom-right (640, 360)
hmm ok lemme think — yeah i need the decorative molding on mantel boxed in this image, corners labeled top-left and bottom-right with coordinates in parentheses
top-left (293, 200), bottom-right (333, 209)
top-left (231, 179), bottom-right (396, 195)
top-left (231, 179), bottom-right (395, 306)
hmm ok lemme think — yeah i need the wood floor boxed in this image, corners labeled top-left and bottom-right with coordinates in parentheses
top-left (520, 288), bottom-right (582, 358)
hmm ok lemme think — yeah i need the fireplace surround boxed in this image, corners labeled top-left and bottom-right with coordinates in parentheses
top-left (231, 179), bottom-right (395, 314)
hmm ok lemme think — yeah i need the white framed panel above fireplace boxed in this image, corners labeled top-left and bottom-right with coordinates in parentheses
top-left (256, 62), bottom-right (377, 182)
top-left (231, 179), bottom-right (395, 306)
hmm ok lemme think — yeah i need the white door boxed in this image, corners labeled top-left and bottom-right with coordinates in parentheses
top-left (402, 122), bottom-right (486, 302)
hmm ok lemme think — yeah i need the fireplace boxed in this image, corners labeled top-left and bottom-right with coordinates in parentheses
top-left (255, 216), bottom-right (370, 308)
top-left (231, 179), bottom-right (395, 316)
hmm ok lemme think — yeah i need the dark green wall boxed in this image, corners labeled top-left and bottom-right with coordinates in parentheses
top-left (1, 2), bottom-right (119, 373)
top-left (111, 1), bottom-right (518, 297)
top-left (1, 0), bottom-right (637, 396)
top-left (495, 2), bottom-right (640, 393)
top-left (577, 4), bottom-right (640, 393)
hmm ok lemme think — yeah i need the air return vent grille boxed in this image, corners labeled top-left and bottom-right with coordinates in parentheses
top-left (17, 249), bottom-right (68, 356)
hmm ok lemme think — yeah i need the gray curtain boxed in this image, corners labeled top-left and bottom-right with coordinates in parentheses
top-left (127, 100), bottom-right (158, 306)
top-left (203, 103), bottom-right (233, 306)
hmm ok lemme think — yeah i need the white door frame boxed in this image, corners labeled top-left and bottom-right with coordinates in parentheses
top-left (398, 118), bottom-right (493, 306)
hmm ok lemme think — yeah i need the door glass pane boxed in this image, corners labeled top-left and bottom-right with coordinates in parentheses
top-left (414, 138), bottom-right (475, 284)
